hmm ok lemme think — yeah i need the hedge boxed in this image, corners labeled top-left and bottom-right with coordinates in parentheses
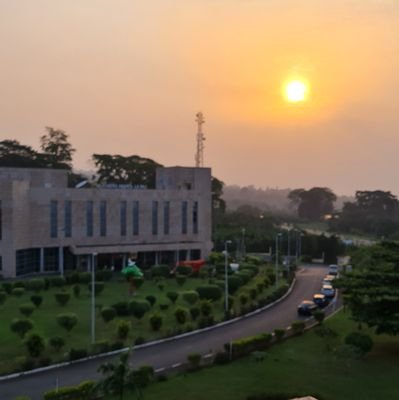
top-left (151, 264), bottom-right (170, 278)
top-left (43, 380), bottom-right (95, 400)
top-left (226, 333), bottom-right (273, 357)
top-left (195, 284), bottom-right (222, 301)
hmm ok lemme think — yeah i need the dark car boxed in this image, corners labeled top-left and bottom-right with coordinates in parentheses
top-left (297, 300), bottom-right (318, 316)
top-left (313, 293), bottom-right (329, 308)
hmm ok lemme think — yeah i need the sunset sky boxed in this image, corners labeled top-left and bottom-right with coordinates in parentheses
top-left (1, 1), bottom-right (399, 195)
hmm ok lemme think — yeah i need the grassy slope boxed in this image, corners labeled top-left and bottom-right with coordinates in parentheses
top-left (126, 311), bottom-right (399, 400)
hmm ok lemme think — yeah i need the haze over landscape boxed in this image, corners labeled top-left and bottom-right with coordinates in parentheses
top-left (2, 0), bottom-right (399, 195)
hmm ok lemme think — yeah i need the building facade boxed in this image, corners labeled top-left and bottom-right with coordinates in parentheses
top-left (0, 166), bottom-right (213, 278)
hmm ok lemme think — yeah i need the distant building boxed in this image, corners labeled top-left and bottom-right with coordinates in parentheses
top-left (0, 166), bottom-right (212, 278)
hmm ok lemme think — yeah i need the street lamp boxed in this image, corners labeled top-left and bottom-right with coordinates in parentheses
top-left (91, 252), bottom-right (97, 344)
top-left (224, 240), bottom-right (232, 313)
top-left (275, 233), bottom-right (282, 288)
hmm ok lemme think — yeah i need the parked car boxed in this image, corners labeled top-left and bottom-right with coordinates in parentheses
top-left (297, 300), bottom-right (318, 316)
top-left (321, 284), bottom-right (335, 298)
top-left (322, 275), bottom-right (335, 286)
top-left (328, 264), bottom-right (339, 276)
top-left (313, 293), bottom-right (329, 308)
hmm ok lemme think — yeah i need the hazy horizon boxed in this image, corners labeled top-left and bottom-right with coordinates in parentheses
top-left (2, 1), bottom-right (399, 197)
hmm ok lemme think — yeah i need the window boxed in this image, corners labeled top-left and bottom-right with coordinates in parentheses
top-left (100, 200), bottom-right (107, 237)
top-left (50, 200), bottom-right (58, 238)
top-left (182, 201), bottom-right (188, 234)
top-left (193, 201), bottom-right (199, 234)
top-left (86, 201), bottom-right (94, 237)
top-left (16, 248), bottom-right (40, 276)
top-left (120, 201), bottom-right (127, 236)
top-left (132, 201), bottom-right (139, 235)
top-left (64, 200), bottom-right (72, 238)
top-left (152, 201), bottom-right (158, 235)
top-left (164, 201), bottom-right (170, 235)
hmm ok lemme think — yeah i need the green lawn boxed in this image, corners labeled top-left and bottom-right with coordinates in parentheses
top-left (119, 311), bottom-right (399, 400)
top-left (0, 267), bottom-right (285, 375)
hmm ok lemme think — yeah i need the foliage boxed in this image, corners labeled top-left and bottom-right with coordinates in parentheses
top-left (10, 318), bottom-right (34, 338)
top-left (174, 307), bottom-right (188, 325)
top-left (0, 291), bottom-right (6, 306)
top-left (95, 269), bottom-right (113, 281)
top-left (273, 329), bottom-right (286, 341)
top-left (73, 284), bottom-right (80, 298)
top-left (239, 293), bottom-right (249, 306)
top-left (78, 272), bottom-right (91, 284)
top-left (87, 281), bottom-right (105, 296)
top-left (187, 352), bottom-right (201, 369)
top-left (26, 279), bottom-right (45, 292)
top-left (182, 290), bottom-right (199, 305)
top-left (54, 292), bottom-right (71, 307)
top-left (313, 310), bottom-right (325, 325)
top-left (190, 306), bottom-right (201, 321)
top-left (345, 331), bottom-right (374, 356)
top-left (176, 274), bottom-right (187, 286)
top-left (149, 314), bottom-right (163, 331)
top-left (56, 313), bottom-right (78, 333)
top-left (69, 348), bottom-right (88, 361)
top-left (101, 307), bottom-right (117, 323)
top-left (175, 266), bottom-right (192, 276)
top-left (19, 303), bottom-right (35, 317)
top-left (49, 276), bottom-right (66, 288)
top-left (166, 291), bottom-right (179, 304)
top-left (116, 320), bottom-right (130, 340)
top-left (227, 333), bottom-right (273, 357)
top-left (128, 300), bottom-right (150, 320)
top-left (40, 127), bottom-right (75, 169)
top-left (49, 336), bottom-right (65, 352)
top-left (43, 380), bottom-right (96, 400)
top-left (145, 295), bottom-right (157, 307)
top-left (196, 285), bottom-right (222, 301)
top-left (291, 321), bottom-right (306, 335)
top-left (132, 277), bottom-right (144, 289)
top-left (112, 301), bottom-right (130, 316)
top-left (24, 333), bottom-right (45, 358)
top-left (228, 275), bottom-right (243, 294)
top-left (12, 287), bottom-right (25, 297)
top-left (152, 265), bottom-right (171, 278)
top-left (200, 300), bottom-right (212, 317)
top-left (30, 294), bottom-right (43, 308)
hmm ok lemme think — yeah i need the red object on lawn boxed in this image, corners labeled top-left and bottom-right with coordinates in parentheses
top-left (176, 259), bottom-right (206, 273)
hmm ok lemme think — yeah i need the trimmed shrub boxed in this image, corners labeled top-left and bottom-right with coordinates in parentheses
top-left (56, 313), bottom-right (78, 333)
top-left (200, 300), bottom-right (212, 317)
top-left (10, 318), bottom-right (34, 338)
top-left (214, 351), bottom-right (230, 365)
top-left (313, 310), bottom-right (325, 325)
top-left (149, 314), bottom-right (163, 331)
top-left (78, 272), bottom-right (91, 284)
top-left (24, 333), bottom-right (45, 358)
top-left (49, 336), bottom-right (65, 352)
top-left (12, 287), bottom-right (25, 297)
top-left (0, 291), bottom-right (6, 306)
top-left (249, 288), bottom-right (258, 300)
top-left (112, 301), bottom-right (129, 316)
top-left (43, 380), bottom-right (96, 400)
top-left (176, 274), bottom-right (187, 286)
top-left (73, 284), bottom-right (80, 298)
top-left (132, 277), bottom-right (144, 289)
top-left (196, 285), bottom-right (222, 301)
top-left (65, 271), bottom-right (80, 285)
top-left (197, 315), bottom-right (214, 329)
top-left (87, 281), bottom-right (105, 296)
top-left (187, 352), bottom-right (201, 370)
top-left (157, 282), bottom-right (165, 291)
top-left (19, 303), bottom-right (35, 317)
top-left (145, 295), bottom-right (157, 307)
top-left (129, 300), bottom-right (150, 320)
top-left (55, 292), bottom-right (71, 307)
top-left (95, 269), bottom-right (113, 281)
top-left (228, 275), bottom-right (243, 294)
top-left (152, 264), bottom-right (170, 278)
top-left (166, 291), bottom-right (179, 304)
top-left (236, 270), bottom-right (252, 284)
top-left (274, 328), bottom-right (286, 341)
top-left (30, 294), bottom-right (42, 308)
top-left (49, 276), bottom-right (66, 288)
top-left (92, 340), bottom-right (110, 354)
top-left (159, 303), bottom-right (169, 311)
top-left (2, 282), bottom-right (12, 294)
top-left (176, 265), bottom-right (192, 276)
top-left (116, 320), bottom-right (130, 340)
top-left (100, 307), bottom-right (116, 323)
top-left (190, 306), bottom-right (200, 321)
top-left (69, 348), bottom-right (88, 361)
top-left (13, 281), bottom-right (25, 289)
top-left (26, 279), bottom-right (45, 292)
top-left (345, 331), bottom-right (374, 356)
top-left (291, 320), bottom-right (306, 335)
top-left (174, 307), bottom-right (188, 325)
top-left (240, 293), bottom-right (249, 306)
top-left (227, 333), bottom-right (272, 357)
top-left (182, 290), bottom-right (199, 305)
top-left (256, 282), bottom-right (265, 293)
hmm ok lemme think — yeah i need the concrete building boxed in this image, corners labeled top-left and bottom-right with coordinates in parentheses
top-left (0, 166), bottom-right (213, 278)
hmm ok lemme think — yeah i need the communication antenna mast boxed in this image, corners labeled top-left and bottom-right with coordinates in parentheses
top-left (195, 112), bottom-right (205, 167)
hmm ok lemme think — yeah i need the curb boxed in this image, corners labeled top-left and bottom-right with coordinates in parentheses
top-left (0, 278), bottom-right (296, 382)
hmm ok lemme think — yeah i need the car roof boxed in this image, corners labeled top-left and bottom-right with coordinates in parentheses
top-left (299, 300), bottom-right (314, 305)
top-left (313, 293), bottom-right (326, 299)
top-left (322, 284), bottom-right (333, 289)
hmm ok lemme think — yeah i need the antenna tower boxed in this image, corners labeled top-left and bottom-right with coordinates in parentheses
top-left (195, 112), bottom-right (205, 167)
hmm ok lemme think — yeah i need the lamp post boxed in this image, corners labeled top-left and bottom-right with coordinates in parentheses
top-left (275, 233), bottom-right (282, 288)
top-left (224, 240), bottom-right (232, 313)
top-left (91, 252), bottom-right (97, 344)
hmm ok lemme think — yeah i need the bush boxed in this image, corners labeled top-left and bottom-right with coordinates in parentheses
top-left (26, 278), bottom-right (45, 292)
top-left (130, 365), bottom-right (154, 389)
top-left (187, 352), bottom-right (201, 369)
top-left (116, 320), bottom-right (130, 340)
top-left (73, 284), bottom-right (80, 298)
top-left (166, 291), bottom-right (179, 304)
top-left (78, 272), bottom-right (91, 284)
top-left (174, 307), bottom-right (188, 325)
top-left (132, 277), bottom-right (144, 289)
top-left (200, 300), bottom-right (212, 317)
top-left (19, 357), bottom-right (35, 371)
top-left (214, 351), bottom-right (230, 365)
top-left (274, 328), bottom-right (286, 341)
top-left (197, 316), bottom-right (215, 329)
top-left (313, 310), bottom-right (325, 325)
top-left (345, 331), bottom-right (374, 356)
top-left (182, 290), bottom-right (199, 305)
top-left (92, 340), bottom-right (110, 354)
top-left (110, 340), bottom-right (125, 351)
top-left (38, 356), bottom-right (52, 367)
top-left (236, 270), bottom-right (252, 284)
top-left (2, 282), bottom-right (12, 294)
top-left (12, 287), bottom-right (25, 297)
top-left (49, 336), bottom-right (65, 352)
top-left (56, 313), bottom-right (78, 333)
top-left (19, 303), bottom-right (35, 317)
top-left (227, 333), bottom-right (272, 357)
top-left (176, 274), bottom-right (187, 286)
top-left (24, 333), bottom-right (45, 358)
top-left (149, 314), bottom-right (163, 331)
top-left (135, 336), bottom-right (145, 345)
top-left (0, 291), bottom-right (6, 306)
top-left (256, 282), bottom-right (265, 293)
top-left (30, 294), bottom-right (43, 308)
top-left (176, 265), bottom-right (192, 276)
top-left (240, 293), bottom-right (249, 306)
top-left (13, 281), bottom-right (25, 289)
top-left (228, 275), bottom-right (243, 294)
top-left (44, 380), bottom-right (96, 400)
top-left (49, 276), bottom-right (66, 288)
top-left (101, 307), bottom-right (116, 323)
top-left (65, 271), bottom-right (80, 285)
top-left (145, 295), bottom-right (157, 307)
top-left (190, 306), bottom-right (200, 321)
top-left (152, 264), bottom-right (170, 278)
top-left (129, 300), bottom-right (150, 320)
top-left (157, 281), bottom-right (165, 291)
top-left (159, 303), bottom-right (169, 311)
top-left (55, 292), bottom-right (71, 307)
top-left (196, 285), bottom-right (222, 301)
top-left (10, 318), bottom-right (34, 338)
top-left (69, 348), bottom-right (88, 361)
top-left (291, 320), bottom-right (306, 335)
top-left (95, 269), bottom-right (113, 281)
top-left (112, 301), bottom-right (129, 316)
top-left (87, 281), bottom-right (105, 296)
top-left (249, 288), bottom-right (258, 300)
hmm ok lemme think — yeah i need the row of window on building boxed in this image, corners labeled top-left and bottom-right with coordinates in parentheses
top-left (50, 200), bottom-right (199, 238)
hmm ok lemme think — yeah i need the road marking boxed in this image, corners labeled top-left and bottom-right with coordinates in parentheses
top-left (171, 363), bottom-right (181, 368)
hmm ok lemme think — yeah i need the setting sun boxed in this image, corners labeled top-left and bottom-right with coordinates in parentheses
top-left (285, 80), bottom-right (308, 103)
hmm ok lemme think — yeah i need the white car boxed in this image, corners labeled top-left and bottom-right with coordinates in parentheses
top-left (328, 264), bottom-right (339, 276)
top-left (322, 275), bottom-right (335, 286)
top-left (321, 284), bottom-right (335, 298)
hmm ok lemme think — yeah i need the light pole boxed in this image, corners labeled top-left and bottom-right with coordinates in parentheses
top-left (91, 252), bottom-right (97, 344)
top-left (224, 240), bottom-right (232, 313)
top-left (287, 229), bottom-right (291, 271)
top-left (275, 233), bottom-right (282, 288)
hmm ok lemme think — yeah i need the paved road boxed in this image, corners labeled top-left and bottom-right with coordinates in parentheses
top-left (0, 265), bottom-right (327, 400)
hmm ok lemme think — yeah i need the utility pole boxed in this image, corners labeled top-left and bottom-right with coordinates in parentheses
top-left (194, 112), bottom-right (205, 167)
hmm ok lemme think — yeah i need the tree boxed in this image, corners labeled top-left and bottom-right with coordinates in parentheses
top-left (335, 242), bottom-right (399, 335)
top-left (49, 336), bottom-right (65, 352)
top-left (10, 319), bottom-right (34, 338)
top-left (174, 307), bottom-right (188, 325)
top-left (24, 333), bottom-right (45, 358)
top-left (149, 314), bottom-right (163, 331)
top-left (40, 127), bottom-right (75, 169)
top-left (56, 313), bottom-right (78, 333)
top-left (289, 187), bottom-right (337, 220)
top-left (211, 176), bottom-right (226, 213)
top-left (0, 140), bottom-right (41, 168)
top-left (128, 300), bottom-right (150, 321)
top-left (344, 331), bottom-right (373, 357)
top-left (92, 154), bottom-right (162, 188)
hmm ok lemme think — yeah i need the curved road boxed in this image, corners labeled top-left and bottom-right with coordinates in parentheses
top-left (1, 265), bottom-right (327, 400)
